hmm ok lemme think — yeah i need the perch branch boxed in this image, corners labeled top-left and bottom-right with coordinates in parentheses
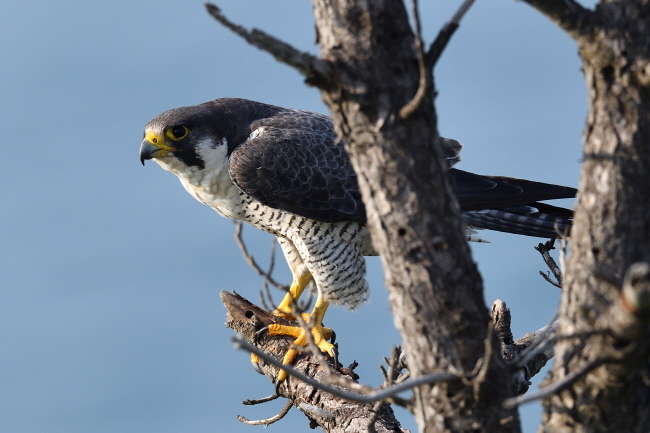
top-left (221, 291), bottom-right (409, 432)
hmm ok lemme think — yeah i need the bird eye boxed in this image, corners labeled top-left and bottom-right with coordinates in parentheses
top-left (167, 125), bottom-right (188, 141)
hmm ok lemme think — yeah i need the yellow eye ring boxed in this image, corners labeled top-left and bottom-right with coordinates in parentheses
top-left (166, 125), bottom-right (189, 141)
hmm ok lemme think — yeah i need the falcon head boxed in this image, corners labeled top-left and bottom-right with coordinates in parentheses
top-left (140, 102), bottom-right (237, 174)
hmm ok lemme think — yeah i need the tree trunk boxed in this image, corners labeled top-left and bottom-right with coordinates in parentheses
top-left (311, 1), bottom-right (519, 432)
top-left (523, 1), bottom-right (650, 431)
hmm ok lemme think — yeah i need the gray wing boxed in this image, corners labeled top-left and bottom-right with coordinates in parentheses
top-left (228, 111), bottom-right (366, 223)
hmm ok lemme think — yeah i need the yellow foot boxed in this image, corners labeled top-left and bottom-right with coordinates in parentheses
top-left (272, 308), bottom-right (297, 321)
top-left (268, 313), bottom-right (335, 382)
top-left (250, 353), bottom-right (264, 375)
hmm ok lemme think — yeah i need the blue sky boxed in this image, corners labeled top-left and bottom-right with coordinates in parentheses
top-left (2, 1), bottom-right (590, 432)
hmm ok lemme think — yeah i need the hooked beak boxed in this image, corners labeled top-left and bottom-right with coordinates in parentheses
top-left (139, 132), bottom-right (176, 165)
top-left (139, 139), bottom-right (160, 165)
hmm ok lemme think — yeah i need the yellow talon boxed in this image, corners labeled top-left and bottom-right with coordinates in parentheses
top-left (251, 270), bottom-right (337, 382)
top-left (270, 297), bottom-right (335, 382)
top-left (250, 352), bottom-right (264, 374)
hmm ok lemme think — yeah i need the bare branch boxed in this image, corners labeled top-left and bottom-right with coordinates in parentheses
top-left (399, 0), bottom-right (428, 119)
top-left (237, 400), bottom-right (292, 426)
top-left (242, 393), bottom-right (280, 405)
top-left (367, 401), bottom-right (388, 433)
top-left (512, 320), bottom-right (558, 369)
top-left (233, 221), bottom-right (289, 291)
top-left (233, 335), bottom-right (456, 404)
top-left (491, 299), bottom-right (514, 346)
top-left (222, 291), bottom-right (409, 432)
top-left (535, 240), bottom-right (563, 288)
top-left (426, 0), bottom-right (476, 68)
top-left (521, 0), bottom-right (593, 39)
top-left (205, 3), bottom-right (333, 88)
top-left (539, 271), bottom-right (562, 288)
top-left (491, 300), bottom-right (558, 395)
top-left (503, 356), bottom-right (610, 408)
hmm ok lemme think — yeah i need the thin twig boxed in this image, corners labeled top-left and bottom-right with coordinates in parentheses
top-left (399, 0), bottom-right (428, 119)
top-left (237, 399), bottom-right (293, 426)
top-left (426, 0), bottom-right (476, 68)
top-left (233, 221), bottom-right (289, 291)
top-left (242, 393), bottom-right (280, 405)
top-left (232, 335), bottom-right (457, 403)
top-left (535, 240), bottom-right (562, 288)
top-left (291, 306), bottom-right (336, 378)
top-left (539, 271), bottom-right (562, 288)
top-left (260, 280), bottom-right (276, 312)
top-left (369, 347), bottom-right (407, 432)
top-left (512, 320), bottom-right (558, 368)
top-left (367, 401), bottom-right (387, 433)
top-left (205, 3), bottom-right (333, 88)
top-left (503, 356), bottom-right (610, 408)
top-left (514, 328), bottom-right (605, 373)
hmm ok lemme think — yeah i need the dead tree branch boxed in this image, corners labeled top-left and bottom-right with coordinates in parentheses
top-left (521, 0), bottom-right (592, 38)
top-left (221, 291), bottom-right (410, 433)
top-left (205, 3), bottom-right (333, 88)
top-left (535, 240), bottom-right (563, 288)
top-left (503, 356), bottom-right (610, 409)
top-left (426, 0), bottom-right (476, 68)
top-left (491, 300), bottom-right (558, 395)
top-left (237, 400), bottom-right (293, 426)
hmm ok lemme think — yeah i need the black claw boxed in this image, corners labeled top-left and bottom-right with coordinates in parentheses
top-left (255, 326), bottom-right (269, 344)
top-left (252, 361), bottom-right (264, 375)
top-left (330, 329), bottom-right (336, 344)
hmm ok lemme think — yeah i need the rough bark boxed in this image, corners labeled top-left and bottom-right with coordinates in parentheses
top-left (522, 1), bottom-right (650, 431)
top-left (221, 291), bottom-right (408, 433)
top-left (311, 1), bottom-right (519, 432)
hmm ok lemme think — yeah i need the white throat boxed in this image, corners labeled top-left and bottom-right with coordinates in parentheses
top-left (155, 137), bottom-right (242, 217)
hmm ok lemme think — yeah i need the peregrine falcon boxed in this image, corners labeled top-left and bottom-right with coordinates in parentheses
top-left (140, 98), bottom-right (575, 379)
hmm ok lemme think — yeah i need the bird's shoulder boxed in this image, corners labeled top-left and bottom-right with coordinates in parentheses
top-left (226, 105), bottom-right (365, 223)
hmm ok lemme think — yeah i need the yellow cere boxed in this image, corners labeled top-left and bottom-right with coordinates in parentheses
top-left (144, 131), bottom-right (177, 151)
